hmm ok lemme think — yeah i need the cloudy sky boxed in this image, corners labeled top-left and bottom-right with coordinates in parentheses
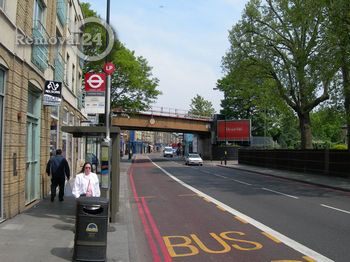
top-left (85, 0), bottom-right (247, 112)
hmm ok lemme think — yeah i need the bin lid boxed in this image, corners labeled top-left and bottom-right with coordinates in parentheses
top-left (76, 197), bottom-right (109, 205)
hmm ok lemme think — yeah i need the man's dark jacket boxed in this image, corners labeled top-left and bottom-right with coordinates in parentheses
top-left (46, 155), bottom-right (70, 181)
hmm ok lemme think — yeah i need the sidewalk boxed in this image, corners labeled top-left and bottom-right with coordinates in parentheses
top-left (207, 160), bottom-right (350, 192)
top-left (0, 157), bottom-right (134, 262)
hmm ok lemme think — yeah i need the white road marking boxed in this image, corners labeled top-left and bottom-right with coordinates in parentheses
top-left (262, 188), bottom-right (299, 199)
top-left (212, 173), bottom-right (228, 179)
top-left (232, 179), bottom-right (252, 186)
top-left (149, 158), bottom-right (333, 262)
top-left (321, 204), bottom-right (350, 214)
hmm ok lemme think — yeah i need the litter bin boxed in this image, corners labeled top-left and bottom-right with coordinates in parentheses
top-left (73, 197), bottom-right (109, 262)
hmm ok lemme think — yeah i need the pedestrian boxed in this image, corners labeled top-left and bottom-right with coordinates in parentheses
top-left (46, 149), bottom-right (70, 202)
top-left (72, 162), bottom-right (101, 198)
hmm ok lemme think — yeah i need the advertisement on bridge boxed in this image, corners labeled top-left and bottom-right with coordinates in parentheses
top-left (217, 119), bottom-right (251, 142)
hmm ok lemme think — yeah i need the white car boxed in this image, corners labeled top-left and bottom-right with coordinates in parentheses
top-left (163, 147), bottom-right (174, 157)
top-left (185, 153), bottom-right (203, 166)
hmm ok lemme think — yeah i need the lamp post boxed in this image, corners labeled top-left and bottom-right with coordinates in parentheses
top-left (213, 87), bottom-right (227, 165)
top-left (105, 0), bottom-right (111, 140)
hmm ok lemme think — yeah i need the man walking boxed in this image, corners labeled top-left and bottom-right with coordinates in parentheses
top-left (46, 149), bottom-right (70, 202)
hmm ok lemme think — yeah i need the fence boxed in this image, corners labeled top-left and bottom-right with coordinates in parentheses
top-left (238, 149), bottom-right (350, 178)
top-left (211, 146), bottom-right (239, 161)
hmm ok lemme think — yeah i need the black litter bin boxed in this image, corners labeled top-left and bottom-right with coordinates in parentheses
top-left (73, 197), bottom-right (109, 262)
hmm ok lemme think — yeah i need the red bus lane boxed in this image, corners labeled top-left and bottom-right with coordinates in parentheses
top-left (129, 157), bottom-right (317, 262)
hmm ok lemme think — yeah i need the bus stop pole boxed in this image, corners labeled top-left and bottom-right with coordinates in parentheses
top-left (109, 132), bottom-right (120, 223)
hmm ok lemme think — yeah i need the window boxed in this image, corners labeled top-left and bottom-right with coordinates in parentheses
top-left (0, 69), bottom-right (5, 94)
top-left (56, 0), bottom-right (67, 25)
top-left (0, 68), bottom-right (4, 218)
top-left (27, 90), bottom-right (40, 116)
top-left (65, 53), bottom-right (70, 86)
top-left (50, 106), bottom-right (59, 119)
top-left (72, 64), bottom-right (75, 91)
top-left (32, 0), bottom-right (48, 71)
top-left (34, 0), bottom-right (45, 26)
top-left (69, 112), bottom-right (74, 126)
top-left (63, 109), bottom-right (69, 124)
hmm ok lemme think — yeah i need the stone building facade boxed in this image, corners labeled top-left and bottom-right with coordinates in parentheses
top-left (0, 0), bottom-right (86, 220)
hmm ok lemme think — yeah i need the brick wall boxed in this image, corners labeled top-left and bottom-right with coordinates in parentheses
top-left (0, 0), bottom-right (56, 219)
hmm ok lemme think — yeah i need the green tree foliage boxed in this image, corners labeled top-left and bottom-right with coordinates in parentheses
top-left (80, 2), bottom-right (161, 112)
top-left (217, 58), bottom-right (290, 137)
top-left (273, 110), bottom-right (300, 148)
top-left (223, 0), bottom-right (337, 149)
top-left (326, 0), bottom-right (350, 150)
top-left (189, 95), bottom-right (215, 117)
top-left (311, 106), bottom-right (345, 147)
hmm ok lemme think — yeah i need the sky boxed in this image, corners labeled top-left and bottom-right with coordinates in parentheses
top-left (85, 0), bottom-right (248, 113)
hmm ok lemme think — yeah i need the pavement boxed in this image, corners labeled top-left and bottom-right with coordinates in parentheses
top-left (0, 156), bottom-right (349, 262)
top-left (0, 157), bottom-right (135, 262)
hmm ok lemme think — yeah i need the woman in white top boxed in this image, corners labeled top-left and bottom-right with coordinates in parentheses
top-left (72, 162), bottom-right (101, 198)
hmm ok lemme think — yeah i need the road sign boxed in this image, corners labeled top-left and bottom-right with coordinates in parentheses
top-left (85, 73), bottom-right (106, 92)
top-left (103, 62), bottom-right (115, 75)
top-left (43, 80), bottom-right (62, 106)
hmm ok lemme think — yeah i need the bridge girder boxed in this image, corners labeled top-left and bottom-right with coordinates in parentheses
top-left (111, 113), bottom-right (212, 134)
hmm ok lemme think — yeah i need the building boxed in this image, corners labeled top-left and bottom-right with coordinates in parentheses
top-left (0, 0), bottom-right (86, 220)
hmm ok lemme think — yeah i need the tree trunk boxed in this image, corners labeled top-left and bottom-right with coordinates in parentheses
top-left (298, 112), bottom-right (313, 149)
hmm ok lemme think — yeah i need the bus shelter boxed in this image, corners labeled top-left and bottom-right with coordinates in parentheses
top-left (61, 126), bottom-right (120, 222)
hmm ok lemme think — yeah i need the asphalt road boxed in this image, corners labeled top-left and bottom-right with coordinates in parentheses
top-left (145, 155), bottom-right (350, 262)
top-left (129, 155), bottom-right (350, 261)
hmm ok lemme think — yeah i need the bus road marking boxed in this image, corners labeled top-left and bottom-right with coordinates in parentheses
top-left (303, 256), bottom-right (316, 262)
top-left (234, 216), bottom-right (249, 224)
top-left (150, 159), bottom-right (334, 262)
top-left (261, 231), bottom-right (282, 244)
top-left (216, 205), bottom-right (226, 212)
top-left (202, 197), bottom-right (211, 203)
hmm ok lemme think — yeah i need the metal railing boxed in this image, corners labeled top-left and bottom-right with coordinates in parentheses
top-left (139, 106), bottom-right (213, 121)
top-left (31, 20), bottom-right (49, 71)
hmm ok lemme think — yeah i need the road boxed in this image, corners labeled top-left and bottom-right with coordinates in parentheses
top-left (129, 154), bottom-right (350, 262)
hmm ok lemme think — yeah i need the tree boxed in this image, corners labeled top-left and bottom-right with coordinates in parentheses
top-left (80, 2), bottom-right (161, 112)
top-left (326, 0), bottom-right (350, 149)
top-left (189, 95), bottom-right (215, 117)
top-left (223, 0), bottom-right (337, 149)
top-left (216, 58), bottom-right (289, 137)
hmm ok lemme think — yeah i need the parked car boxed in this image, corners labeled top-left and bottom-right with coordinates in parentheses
top-left (163, 146), bottom-right (174, 157)
top-left (185, 153), bottom-right (203, 166)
